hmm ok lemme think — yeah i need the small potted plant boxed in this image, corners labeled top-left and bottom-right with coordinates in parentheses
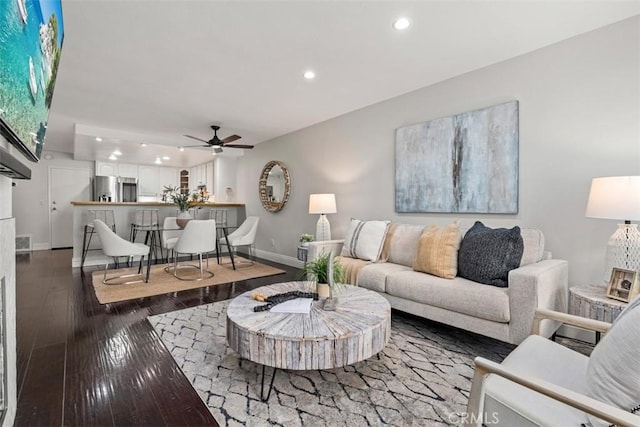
top-left (300, 250), bottom-right (345, 299)
top-left (299, 233), bottom-right (314, 247)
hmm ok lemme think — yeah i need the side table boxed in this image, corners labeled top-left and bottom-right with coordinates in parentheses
top-left (569, 285), bottom-right (627, 343)
top-left (297, 245), bottom-right (308, 264)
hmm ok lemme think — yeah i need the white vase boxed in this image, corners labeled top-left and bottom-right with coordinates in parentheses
top-left (176, 211), bottom-right (191, 229)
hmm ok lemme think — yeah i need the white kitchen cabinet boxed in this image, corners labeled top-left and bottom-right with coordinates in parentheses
top-left (205, 162), bottom-right (214, 193)
top-left (158, 167), bottom-right (178, 190)
top-left (95, 161), bottom-right (117, 176)
top-left (95, 162), bottom-right (138, 178)
top-left (138, 165), bottom-right (159, 196)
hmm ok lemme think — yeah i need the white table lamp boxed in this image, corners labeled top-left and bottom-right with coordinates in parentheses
top-left (309, 194), bottom-right (337, 241)
top-left (585, 176), bottom-right (640, 283)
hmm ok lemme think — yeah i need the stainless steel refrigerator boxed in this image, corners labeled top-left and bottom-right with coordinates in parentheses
top-left (93, 175), bottom-right (118, 202)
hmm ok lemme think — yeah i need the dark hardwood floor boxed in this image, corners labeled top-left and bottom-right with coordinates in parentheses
top-left (15, 249), bottom-right (300, 426)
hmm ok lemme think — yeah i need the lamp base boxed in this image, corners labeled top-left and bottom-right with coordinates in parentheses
top-left (604, 223), bottom-right (640, 283)
top-left (316, 214), bottom-right (331, 241)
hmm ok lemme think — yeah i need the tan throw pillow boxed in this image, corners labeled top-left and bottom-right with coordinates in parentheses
top-left (413, 221), bottom-right (461, 279)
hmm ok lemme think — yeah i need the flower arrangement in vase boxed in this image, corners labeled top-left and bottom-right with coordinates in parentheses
top-left (163, 185), bottom-right (199, 228)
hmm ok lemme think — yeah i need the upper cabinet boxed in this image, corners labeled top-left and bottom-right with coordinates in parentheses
top-left (138, 165), bottom-right (159, 196)
top-left (95, 161), bottom-right (117, 176)
top-left (118, 163), bottom-right (138, 178)
top-left (95, 162), bottom-right (138, 178)
top-left (158, 167), bottom-right (178, 190)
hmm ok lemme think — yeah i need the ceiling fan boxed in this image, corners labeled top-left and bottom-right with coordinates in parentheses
top-left (183, 125), bottom-right (254, 152)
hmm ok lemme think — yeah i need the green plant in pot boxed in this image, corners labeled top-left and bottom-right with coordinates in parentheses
top-left (300, 250), bottom-right (345, 299)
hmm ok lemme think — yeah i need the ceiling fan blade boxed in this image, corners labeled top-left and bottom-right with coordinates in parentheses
top-left (221, 134), bottom-right (241, 144)
top-left (223, 144), bottom-right (254, 149)
top-left (184, 134), bottom-right (210, 144)
top-left (183, 144), bottom-right (212, 148)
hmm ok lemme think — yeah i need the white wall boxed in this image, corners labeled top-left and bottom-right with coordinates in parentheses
top-left (237, 16), bottom-right (640, 287)
top-left (12, 151), bottom-right (94, 249)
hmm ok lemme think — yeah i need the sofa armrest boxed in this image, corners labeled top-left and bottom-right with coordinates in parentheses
top-left (307, 240), bottom-right (345, 262)
top-left (507, 259), bottom-right (569, 343)
top-left (465, 356), bottom-right (640, 427)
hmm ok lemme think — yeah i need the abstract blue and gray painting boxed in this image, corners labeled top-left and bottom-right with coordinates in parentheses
top-left (395, 101), bottom-right (518, 214)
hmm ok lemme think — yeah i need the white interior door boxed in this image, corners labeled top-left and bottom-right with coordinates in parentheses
top-left (50, 167), bottom-right (91, 248)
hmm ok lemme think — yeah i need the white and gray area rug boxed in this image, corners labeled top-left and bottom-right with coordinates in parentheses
top-left (149, 301), bottom-right (519, 426)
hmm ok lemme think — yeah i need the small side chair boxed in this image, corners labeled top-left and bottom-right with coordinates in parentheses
top-left (465, 303), bottom-right (640, 426)
top-left (93, 219), bottom-right (151, 285)
top-left (220, 216), bottom-right (259, 267)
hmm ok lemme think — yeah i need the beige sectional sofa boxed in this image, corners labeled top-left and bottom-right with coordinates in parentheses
top-left (307, 222), bottom-right (568, 345)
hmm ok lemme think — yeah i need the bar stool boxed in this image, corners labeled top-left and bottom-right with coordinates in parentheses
top-left (130, 209), bottom-right (162, 260)
top-left (209, 209), bottom-right (228, 256)
top-left (81, 209), bottom-right (116, 268)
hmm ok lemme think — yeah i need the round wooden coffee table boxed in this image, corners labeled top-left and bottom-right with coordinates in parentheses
top-left (226, 281), bottom-right (391, 400)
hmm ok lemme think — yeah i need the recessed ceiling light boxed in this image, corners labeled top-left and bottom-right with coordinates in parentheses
top-left (108, 154), bottom-right (117, 160)
top-left (95, 137), bottom-right (103, 142)
top-left (393, 17), bottom-right (410, 30)
top-left (113, 149), bottom-right (122, 156)
top-left (162, 156), bottom-right (170, 160)
top-left (303, 70), bottom-right (316, 80)
top-left (140, 143), bottom-right (147, 147)
top-left (154, 158), bottom-right (162, 165)
top-left (179, 147), bottom-right (185, 152)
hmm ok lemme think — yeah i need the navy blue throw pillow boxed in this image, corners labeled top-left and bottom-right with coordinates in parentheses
top-left (457, 221), bottom-right (524, 287)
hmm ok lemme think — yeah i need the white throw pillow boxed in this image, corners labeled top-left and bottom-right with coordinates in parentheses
top-left (341, 219), bottom-right (390, 262)
top-left (585, 294), bottom-right (640, 427)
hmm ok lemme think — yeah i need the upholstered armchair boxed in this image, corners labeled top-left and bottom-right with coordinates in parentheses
top-left (465, 302), bottom-right (640, 426)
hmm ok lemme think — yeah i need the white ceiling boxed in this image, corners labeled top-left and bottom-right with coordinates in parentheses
top-left (44, 1), bottom-right (640, 167)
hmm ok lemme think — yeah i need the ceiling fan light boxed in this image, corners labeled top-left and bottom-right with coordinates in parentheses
top-left (214, 147), bottom-right (223, 154)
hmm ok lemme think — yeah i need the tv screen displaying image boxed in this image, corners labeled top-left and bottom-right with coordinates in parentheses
top-left (0, 0), bottom-right (64, 162)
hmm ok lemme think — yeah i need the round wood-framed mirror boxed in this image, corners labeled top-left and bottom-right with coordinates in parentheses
top-left (259, 160), bottom-right (290, 213)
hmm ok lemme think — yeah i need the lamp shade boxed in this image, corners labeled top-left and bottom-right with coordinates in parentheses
top-left (585, 176), bottom-right (640, 221)
top-left (309, 194), bottom-right (337, 214)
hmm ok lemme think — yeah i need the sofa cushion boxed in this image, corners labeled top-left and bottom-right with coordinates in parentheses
top-left (457, 221), bottom-right (524, 288)
top-left (341, 218), bottom-right (390, 262)
top-left (356, 262), bottom-right (412, 293)
top-left (386, 271), bottom-right (511, 323)
top-left (520, 228), bottom-right (545, 266)
top-left (413, 221), bottom-right (461, 279)
top-left (385, 224), bottom-right (425, 267)
top-left (585, 294), bottom-right (640, 427)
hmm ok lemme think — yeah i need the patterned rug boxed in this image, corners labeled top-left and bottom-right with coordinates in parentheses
top-left (149, 301), bottom-right (516, 426)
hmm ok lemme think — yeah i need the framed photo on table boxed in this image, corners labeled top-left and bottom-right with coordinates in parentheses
top-left (606, 268), bottom-right (640, 302)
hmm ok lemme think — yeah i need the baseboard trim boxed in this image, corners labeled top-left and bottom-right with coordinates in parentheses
top-left (33, 243), bottom-right (51, 251)
top-left (253, 248), bottom-right (304, 269)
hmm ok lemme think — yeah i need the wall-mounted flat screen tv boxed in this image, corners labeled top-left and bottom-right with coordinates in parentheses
top-left (0, 0), bottom-right (64, 162)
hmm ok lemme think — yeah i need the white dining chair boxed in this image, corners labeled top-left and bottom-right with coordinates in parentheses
top-left (93, 219), bottom-right (150, 285)
top-left (220, 216), bottom-right (259, 267)
top-left (164, 219), bottom-right (218, 281)
top-left (161, 216), bottom-right (182, 262)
